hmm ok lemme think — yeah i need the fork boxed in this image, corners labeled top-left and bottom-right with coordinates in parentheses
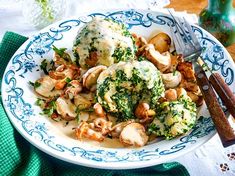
top-left (168, 11), bottom-right (235, 147)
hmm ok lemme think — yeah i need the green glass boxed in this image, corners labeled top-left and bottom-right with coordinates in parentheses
top-left (199, 0), bottom-right (235, 46)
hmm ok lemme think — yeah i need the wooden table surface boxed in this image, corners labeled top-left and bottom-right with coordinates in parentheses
top-left (167, 0), bottom-right (235, 62)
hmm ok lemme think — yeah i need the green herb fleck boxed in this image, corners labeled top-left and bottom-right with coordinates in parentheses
top-left (65, 77), bottom-right (72, 83)
top-left (28, 81), bottom-right (35, 87)
top-left (52, 45), bottom-right (67, 57)
top-left (40, 59), bottom-right (48, 75)
top-left (34, 81), bottom-right (41, 88)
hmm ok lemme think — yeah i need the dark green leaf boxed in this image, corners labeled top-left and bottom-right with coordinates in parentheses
top-left (52, 45), bottom-right (67, 57)
top-left (65, 77), bottom-right (72, 83)
top-left (28, 81), bottom-right (35, 87)
top-left (40, 59), bottom-right (48, 75)
top-left (34, 81), bottom-right (41, 88)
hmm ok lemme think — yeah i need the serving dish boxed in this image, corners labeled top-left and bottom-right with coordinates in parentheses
top-left (1, 9), bottom-right (235, 169)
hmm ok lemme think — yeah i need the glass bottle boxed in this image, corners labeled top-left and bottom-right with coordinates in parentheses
top-left (199, 0), bottom-right (235, 46)
top-left (22, 0), bottom-right (66, 29)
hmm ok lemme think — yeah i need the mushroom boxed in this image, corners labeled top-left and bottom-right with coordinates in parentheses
top-left (64, 80), bottom-right (83, 99)
top-left (77, 111), bottom-right (89, 123)
top-left (55, 97), bottom-right (77, 121)
top-left (177, 61), bottom-right (196, 81)
top-left (110, 120), bottom-right (134, 138)
top-left (93, 118), bottom-right (112, 135)
top-left (82, 65), bottom-right (107, 91)
top-left (49, 67), bottom-right (75, 90)
top-left (53, 51), bottom-right (72, 66)
top-left (165, 54), bottom-right (184, 73)
top-left (74, 94), bottom-right (92, 110)
top-left (161, 71), bottom-right (182, 88)
top-left (34, 76), bottom-right (62, 98)
top-left (180, 77), bottom-right (200, 93)
top-left (132, 33), bottom-right (148, 48)
top-left (145, 44), bottom-right (171, 72)
top-left (134, 103), bottom-right (156, 122)
top-left (75, 121), bottom-right (104, 142)
top-left (187, 91), bottom-right (204, 106)
top-left (164, 89), bottom-right (178, 101)
top-left (119, 123), bottom-right (149, 147)
top-left (149, 32), bottom-right (171, 53)
top-left (176, 87), bottom-right (188, 98)
top-left (93, 103), bottom-right (106, 117)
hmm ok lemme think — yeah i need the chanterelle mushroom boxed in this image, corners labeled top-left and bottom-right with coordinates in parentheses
top-left (64, 80), bottom-right (82, 99)
top-left (34, 76), bottom-right (62, 98)
top-left (82, 65), bottom-right (107, 91)
top-left (134, 103), bottom-right (156, 122)
top-left (145, 44), bottom-right (171, 72)
top-left (161, 71), bottom-right (182, 88)
top-left (75, 122), bottom-right (104, 142)
top-left (119, 123), bottom-right (148, 147)
top-left (55, 97), bottom-right (77, 121)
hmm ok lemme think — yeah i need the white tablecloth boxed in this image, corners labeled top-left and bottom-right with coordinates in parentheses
top-left (0, 1), bottom-right (235, 175)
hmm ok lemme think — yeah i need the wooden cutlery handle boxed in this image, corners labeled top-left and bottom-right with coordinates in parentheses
top-left (195, 65), bottom-right (235, 147)
top-left (209, 73), bottom-right (235, 119)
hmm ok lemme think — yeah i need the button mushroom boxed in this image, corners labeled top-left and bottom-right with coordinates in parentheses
top-left (110, 120), bottom-right (134, 138)
top-left (176, 87), bottom-right (188, 98)
top-left (119, 123), bottom-right (149, 147)
top-left (161, 71), bottom-right (182, 88)
top-left (82, 65), bottom-right (107, 91)
top-left (34, 76), bottom-right (62, 98)
top-left (145, 44), bottom-right (171, 72)
top-left (55, 97), bottom-right (77, 121)
top-left (164, 89), bottom-right (178, 101)
top-left (149, 32), bottom-right (171, 53)
top-left (93, 103), bottom-right (106, 117)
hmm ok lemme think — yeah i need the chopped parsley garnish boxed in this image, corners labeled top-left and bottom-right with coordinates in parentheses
top-left (65, 77), bottom-right (72, 83)
top-left (35, 98), bottom-right (45, 107)
top-left (28, 81), bottom-right (35, 87)
top-left (52, 45), bottom-right (67, 57)
top-left (29, 81), bottom-right (41, 88)
top-left (34, 81), bottom-right (41, 88)
top-left (41, 100), bottom-right (57, 117)
top-left (40, 59), bottom-right (48, 75)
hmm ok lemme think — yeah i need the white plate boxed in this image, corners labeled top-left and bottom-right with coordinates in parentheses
top-left (2, 9), bottom-right (235, 169)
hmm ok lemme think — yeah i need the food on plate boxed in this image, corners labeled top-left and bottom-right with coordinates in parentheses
top-left (149, 32), bottom-right (171, 53)
top-left (148, 88), bottom-right (197, 139)
top-left (32, 17), bottom-right (203, 148)
top-left (73, 17), bottom-right (136, 68)
top-left (96, 61), bottom-right (164, 120)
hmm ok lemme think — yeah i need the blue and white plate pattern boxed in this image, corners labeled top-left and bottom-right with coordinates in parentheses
top-left (1, 9), bottom-right (235, 169)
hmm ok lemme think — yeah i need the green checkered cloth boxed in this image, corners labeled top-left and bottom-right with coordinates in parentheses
top-left (0, 31), bottom-right (190, 176)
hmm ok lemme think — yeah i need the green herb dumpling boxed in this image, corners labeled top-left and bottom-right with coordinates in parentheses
top-left (96, 61), bottom-right (165, 120)
top-left (148, 89), bottom-right (197, 139)
top-left (73, 17), bottom-right (136, 68)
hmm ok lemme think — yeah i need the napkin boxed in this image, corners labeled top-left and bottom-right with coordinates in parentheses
top-left (0, 31), bottom-right (190, 176)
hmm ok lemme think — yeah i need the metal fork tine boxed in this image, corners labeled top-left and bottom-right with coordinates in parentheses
top-left (168, 10), bottom-right (201, 58)
top-left (183, 18), bottom-right (201, 50)
top-left (168, 10), bottom-right (194, 46)
top-left (170, 24), bottom-right (183, 54)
